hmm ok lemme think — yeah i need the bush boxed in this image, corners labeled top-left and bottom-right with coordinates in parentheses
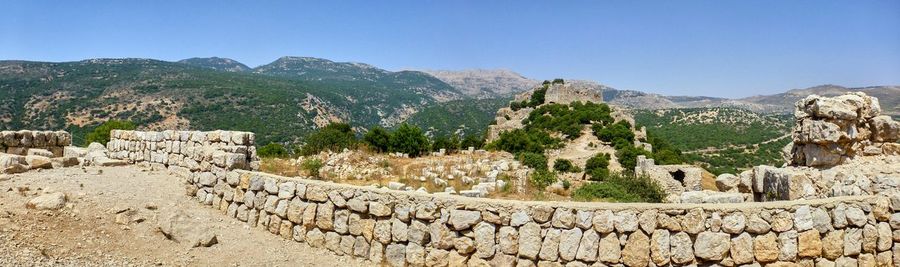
top-left (517, 152), bottom-right (548, 170)
top-left (486, 128), bottom-right (559, 154)
top-left (85, 120), bottom-right (136, 145)
top-left (584, 153), bottom-right (610, 174)
top-left (460, 134), bottom-right (485, 150)
top-left (552, 78), bottom-right (565, 84)
top-left (258, 143), bottom-right (289, 158)
top-left (589, 168), bottom-right (610, 181)
top-left (553, 159), bottom-right (580, 173)
top-left (301, 158), bottom-right (323, 178)
top-left (594, 120), bottom-right (634, 148)
top-left (300, 122), bottom-right (357, 155)
top-left (431, 135), bottom-right (460, 153)
top-left (390, 123), bottom-right (430, 157)
top-left (363, 126), bottom-right (392, 153)
top-left (615, 145), bottom-right (650, 171)
top-left (529, 170), bottom-right (557, 191)
top-left (572, 172), bottom-right (665, 203)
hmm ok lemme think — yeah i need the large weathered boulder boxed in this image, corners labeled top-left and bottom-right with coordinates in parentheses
top-left (26, 192), bottom-right (67, 210)
top-left (158, 209), bottom-right (218, 247)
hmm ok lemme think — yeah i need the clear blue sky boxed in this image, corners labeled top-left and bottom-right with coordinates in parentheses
top-left (3, 1), bottom-right (899, 98)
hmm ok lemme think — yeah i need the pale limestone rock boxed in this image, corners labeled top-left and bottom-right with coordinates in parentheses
top-left (614, 210), bottom-right (638, 233)
top-left (558, 228), bottom-right (583, 261)
top-left (694, 231), bottom-right (730, 261)
top-left (597, 233), bottom-right (621, 264)
top-left (518, 222), bottom-right (542, 260)
top-left (592, 210), bottom-right (614, 234)
top-left (406, 242), bottom-right (425, 267)
top-left (638, 210), bottom-right (657, 233)
top-left (649, 229), bottom-right (670, 266)
top-left (778, 230), bottom-right (798, 261)
top-left (681, 208), bottom-right (706, 234)
top-left (408, 220), bottom-right (430, 245)
top-left (575, 229), bottom-right (599, 262)
top-left (771, 211), bottom-right (794, 232)
top-left (538, 228), bottom-right (561, 261)
top-left (843, 228), bottom-right (862, 256)
top-left (386, 243), bottom-right (407, 267)
top-left (449, 210), bottom-right (482, 230)
top-left (425, 249), bottom-right (449, 267)
top-left (670, 231), bottom-right (693, 265)
top-left (392, 218), bottom-right (409, 242)
top-left (511, 210), bottom-right (532, 227)
top-left (552, 208), bottom-right (575, 229)
top-left (621, 230), bottom-right (649, 267)
top-left (499, 226), bottom-right (519, 255)
top-left (454, 237), bottom-right (475, 254)
top-left (731, 233), bottom-right (754, 265)
top-left (575, 210), bottom-right (593, 229)
top-left (473, 222), bottom-right (495, 258)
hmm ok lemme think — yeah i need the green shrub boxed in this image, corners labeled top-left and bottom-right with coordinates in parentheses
top-left (363, 126), bottom-right (392, 153)
top-left (594, 120), bottom-right (634, 148)
top-left (615, 145), bottom-right (650, 171)
top-left (85, 120), bottom-right (136, 145)
top-left (572, 172), bottom-right (665, 203)
top-left (584, 153), bottom-right (610, 174)
top-left (301, 158), bottom-right (324, 178)
top-left (551, 78), bottom-right (565, 84)
top-left (390, 123), bottom-right (430, 157)
top-left (529, 170), bottom-right (557, 191)
top-left (258, 143), bottom-right (290, 158)
top-left (300, 122), bottom-right (357, 155)
top-left (589, 168), bottom-right (610, 181)
top-left (460, 134), bottom-right (485, 150)
top-left (553, 158), bottom-right (580, 173)
top-left (561, 179), bottom-right (571, 190)
top-left (486, 128), bottom-right (560, 154)
top-left (431, 135), bottom-right (460, 153)
top-left (517, 152), bottom-right (548, 170)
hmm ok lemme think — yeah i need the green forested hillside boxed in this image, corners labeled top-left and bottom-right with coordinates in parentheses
top-left (404, 98), bottom-right (510, 137)
top-left (0, 58), bottom-right (461, 146)
top-left (633, 107), bottom-right (793, 175)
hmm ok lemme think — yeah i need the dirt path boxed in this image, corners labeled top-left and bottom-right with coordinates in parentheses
top-left (0, 166), bottom-right (369, 266)
top-left (546, 126), bottom-right (623, 174)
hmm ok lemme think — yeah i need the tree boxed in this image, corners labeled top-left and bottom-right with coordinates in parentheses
top-left (553, 158), bottom-right (580, 173)
top-left (85, 120), bottom-right (136, 145)
top-left (517, 152), bottom-right (548, 170)
top-left (431, 135), bottom-right (460, 153)
top-left (300, 122), bottom-right (357, 155)
top-left (552, 78), bottom-right (565, 84)
top-left (460, 134), bottom-right (485, 150)
top-left (390, 123), bottom-right (430, 157)
top-left (363, 126), bottom-right (392, 153)
top-left (258, 143), bottom-right (289, 158)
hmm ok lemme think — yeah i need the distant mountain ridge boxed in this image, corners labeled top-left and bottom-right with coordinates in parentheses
top-left (420, 69), bottom-right (539, 98)
top-left (178, 57), bottom-right (250, 72)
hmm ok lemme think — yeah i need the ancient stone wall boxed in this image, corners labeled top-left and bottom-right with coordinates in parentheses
top-left (788, 92), bottom-right (899, 167)
top-left (184, 168), bottom-right (900, 266)
top-left (0, 130), bottom-right (72, 157)
top-left (106, 130), bottom-right (259, 177)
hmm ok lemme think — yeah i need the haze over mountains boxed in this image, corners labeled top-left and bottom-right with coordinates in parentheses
top-left (1, 56), bottom-right (896, 146)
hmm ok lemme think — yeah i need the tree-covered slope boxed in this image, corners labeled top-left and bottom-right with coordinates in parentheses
top-left (633, 107), bottom-right (793, 175)
top-left (404, 97), bottom-right (510, 137)
top-left (0, 58), bottom-right (463, 146)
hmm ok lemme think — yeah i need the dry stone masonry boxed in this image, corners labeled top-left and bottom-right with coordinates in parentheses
top-left (186, 168), bottom-right (900, 267)
top-left (0, 130), bottom-right (71, 157)
top-left (0, 130), bottom-right (76, 174)
top-left (106, 130), bottom-right (260, 177)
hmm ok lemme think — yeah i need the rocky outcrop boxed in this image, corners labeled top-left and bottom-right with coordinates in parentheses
top-left (486, 82), bottom-right (604, 142)
top-left (787, 92), bottom-right (899, 167)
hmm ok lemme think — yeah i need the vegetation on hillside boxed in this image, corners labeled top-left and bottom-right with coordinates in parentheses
top-left (404, 98), bottom-right (510, 137)
top-left (84, 120), bottom-right (136, 145)
top-left (572, 172), bottom-right (665, 203)
top-left (634, 107), bottom-right (792, 175)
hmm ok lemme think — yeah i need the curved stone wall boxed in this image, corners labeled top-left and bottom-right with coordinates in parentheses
top-left (106, 130), bottom-right (259, 176)
top-left (185, 169), bottom-right (900, 267)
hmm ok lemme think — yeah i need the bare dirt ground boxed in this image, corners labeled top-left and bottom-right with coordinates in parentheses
top-left (0, 166), bottom-right (368, 266)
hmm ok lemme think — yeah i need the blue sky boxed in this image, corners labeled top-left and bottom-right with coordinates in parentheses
top-left (2, 1), bottom-right (898, 98)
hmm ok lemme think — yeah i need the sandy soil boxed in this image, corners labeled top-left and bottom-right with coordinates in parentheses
top-left (0, 166), bottom-right (368, 266)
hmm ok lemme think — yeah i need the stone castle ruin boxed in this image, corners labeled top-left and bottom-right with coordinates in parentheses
top-left (1, 92), bottom-right (899, 266)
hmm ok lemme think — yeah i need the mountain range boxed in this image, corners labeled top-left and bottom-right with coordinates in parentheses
top-left (1, 56), bottom-right (896, 146)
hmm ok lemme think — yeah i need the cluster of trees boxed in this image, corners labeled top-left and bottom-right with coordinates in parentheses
top-left (257, 122), bottom-right (485, 158)
top-left (84, 120), bottom-right (136, 145)
top-left (525, 102), bottom-right (614, 139)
